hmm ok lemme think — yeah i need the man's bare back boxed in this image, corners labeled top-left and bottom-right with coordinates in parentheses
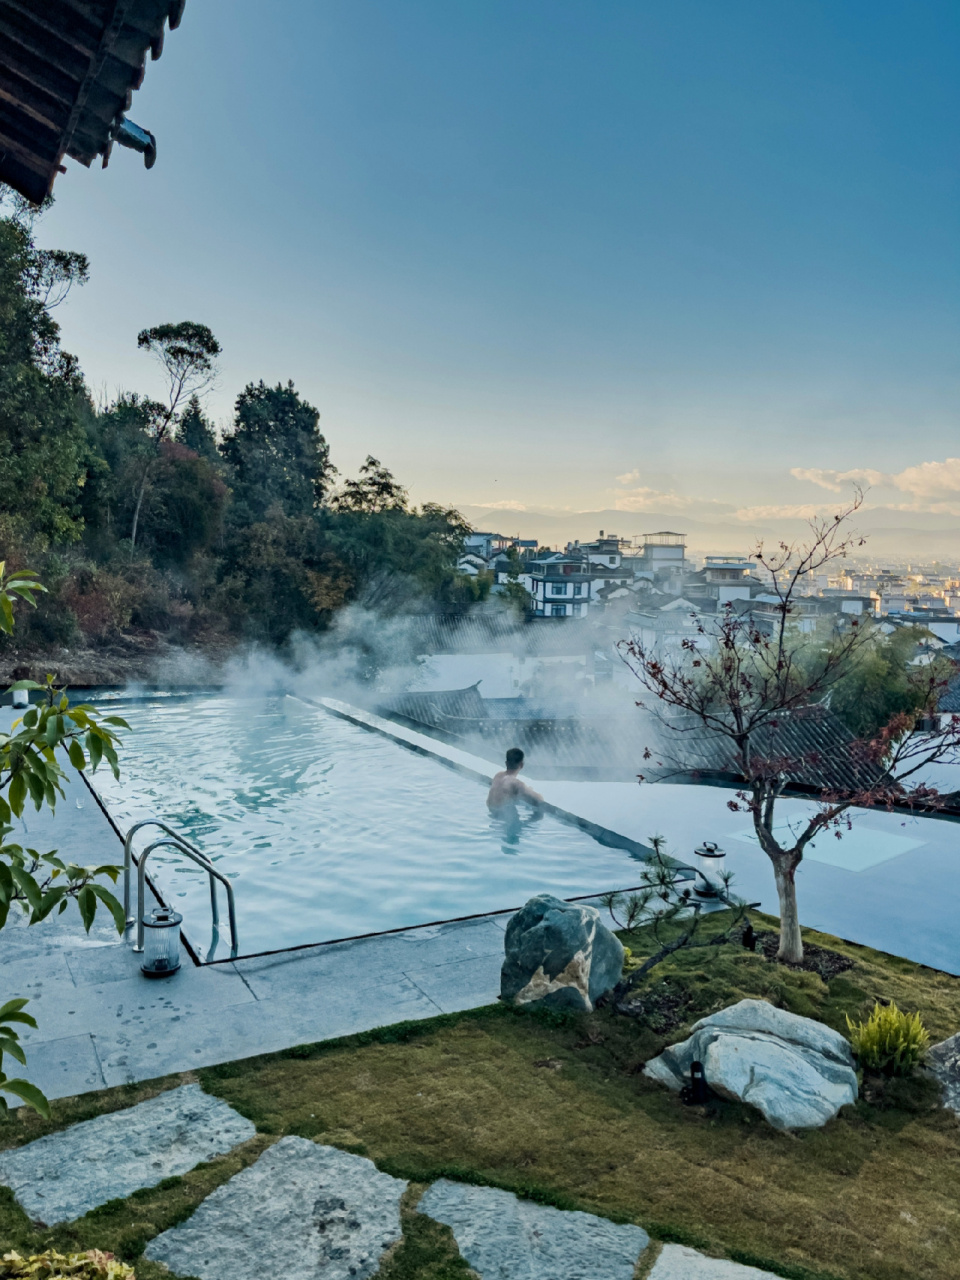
top-left (487, 749), bottom-right (543, 810)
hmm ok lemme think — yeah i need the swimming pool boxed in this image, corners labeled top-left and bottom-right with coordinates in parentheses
top-left (92, 694), bottom-right (655, 959)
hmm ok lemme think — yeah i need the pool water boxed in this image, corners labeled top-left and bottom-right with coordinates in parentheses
top-left (94, 695), bottom-right (651, 958)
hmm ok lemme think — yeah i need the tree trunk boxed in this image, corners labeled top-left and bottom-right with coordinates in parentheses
top-left (130, 459), bottom-right (153, 549)
top-left (130, 478), bottom-right (145, 549)
top-left (773, 857), bottom-right (803, 962)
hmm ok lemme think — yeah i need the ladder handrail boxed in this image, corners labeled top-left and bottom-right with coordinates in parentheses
top-left (124, 821), bottom-right (238, 959)
top-left (124, 818), bottom-right (218, 924)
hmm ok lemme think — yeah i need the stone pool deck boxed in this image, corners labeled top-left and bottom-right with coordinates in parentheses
top-left (4, 764), bottom-right (510, 1101)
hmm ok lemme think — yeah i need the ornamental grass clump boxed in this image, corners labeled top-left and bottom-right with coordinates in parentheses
top-left (0, 1251), bottom-right (134, 1279)
top-left (846, 1001), bottom-right (930, 1076)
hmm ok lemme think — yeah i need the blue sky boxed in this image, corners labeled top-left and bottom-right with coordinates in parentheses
top-left (38, 1), bottom-right (960, 536)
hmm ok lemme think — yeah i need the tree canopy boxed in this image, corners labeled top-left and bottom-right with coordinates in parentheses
top-left (0, 198), bottom-right (478, 654)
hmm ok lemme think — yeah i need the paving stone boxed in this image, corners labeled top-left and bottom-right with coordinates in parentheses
top-left (648, 1243), bottom-right (780, 1278)
top-left (6, 1034), bottom-right (105, 1104)
top-left (0, 1083), bottom-right (255, 1225)
top-left (403, 953), bottom-right (501, 1012)
top-left (146, 1136), bottom-right (406, 1280)
top-left (417, 1178), bottom-right (649, 1279)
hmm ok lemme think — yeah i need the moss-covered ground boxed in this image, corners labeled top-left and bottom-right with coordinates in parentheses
top-left (1, 911), bottom-right (958, 1280)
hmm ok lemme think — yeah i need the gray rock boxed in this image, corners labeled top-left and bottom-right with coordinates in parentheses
top-left (643, 998), bottom-right (857, 1130)
top-left (146, 1136), bottom-right (406, 1280)
top-left (417, 1178), bottom-right (648, 1279)
top-left (927, 1030), bottom-right (960, 1114)
top-left (648, 1243), bottom-right (780, 1278)
top-left (500, 894), bottom-right (624, 1012)
top-left (0, 1082), bottom-right (254, 1225)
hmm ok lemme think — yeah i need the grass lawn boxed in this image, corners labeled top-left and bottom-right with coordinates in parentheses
top-left (2, 911), bottom-right (958, 1280)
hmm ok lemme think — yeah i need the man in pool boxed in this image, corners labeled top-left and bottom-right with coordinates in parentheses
top-left (487, 747), bottom-right (544, 811)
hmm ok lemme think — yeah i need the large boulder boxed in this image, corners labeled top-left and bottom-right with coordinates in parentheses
top-left (927, 1030), bottom-right (960, 1115)
top-left (501, 894), bottom-right (624, 1012)
top-left (643, 998), bottom-right (858, 1130)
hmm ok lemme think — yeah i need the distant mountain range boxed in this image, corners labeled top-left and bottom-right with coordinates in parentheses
top-left (457, 505), bottom-right (960, 563)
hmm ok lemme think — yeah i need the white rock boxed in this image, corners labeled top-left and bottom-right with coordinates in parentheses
top-left (644, 998), bottom-right (857, 1130)
top-left (146, 1137), bottom-right (406, 1280)
top-left (648, 1243), bottom-right (781, 1278)
top-left (927, 1030), bottom-right (960, 1115)
top-left (417, 1178), bottom-right (649, 1279)
top-left (0, 1083), bottom-right (254, 1225)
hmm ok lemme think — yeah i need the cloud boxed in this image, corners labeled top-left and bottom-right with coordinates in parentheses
top-left (613, 486), bottom-right (693, 513)
top-left (471, 499), bottom-right (528, 510)
top-left (790, 467), bottom-right (886, 492)
top-left (890, 458), bottom-right (960, 501)
top-left (792, 458), bottom-right (960, 510)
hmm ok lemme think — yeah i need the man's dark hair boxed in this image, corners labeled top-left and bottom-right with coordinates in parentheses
top-left (506, 747), bottom-right (524, 770)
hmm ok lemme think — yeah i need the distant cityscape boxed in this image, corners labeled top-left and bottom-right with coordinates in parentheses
top-left (460, 528), bottom-right (960, 654)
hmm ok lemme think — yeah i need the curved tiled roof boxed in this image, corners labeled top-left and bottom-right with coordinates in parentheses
top-left (0, 0), bottom-right (186, 203)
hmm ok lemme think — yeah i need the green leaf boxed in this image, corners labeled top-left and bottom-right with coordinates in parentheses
top-left (9, 865), bottom-right (42, 912)
top-left (8, 680), bottom-right (42, 692)
top-left (26, 771), bottom-right (45, 810)
top-left (0, 1012), bottom-right (37, 1030)
top-left (33, 884), bottom-right (67, 923)
top-left (44, 715), bottom-right (59, 747)
top-left (86, 731), bottom-right (103, 771)
top-left (67, 739), bottom-right (85, 771)
top-left (0, 1076), bottom-right (51, 1118)
top-left (0, 1036), bottom-right (26, 1066)
top-left (91, 883), bottom-right (126, 933)
top-left (0, 595), bottom-right (14, 635)
top-left (0, 998), bottom-right (30, 1018)
top-left (8, 772), bottom-right (25, 817)
top-left (77, 884), bottom-right (96, 932)
top-left (103, 716), bottom-right (131, 729)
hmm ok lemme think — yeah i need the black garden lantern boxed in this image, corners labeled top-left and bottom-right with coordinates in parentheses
top-left (140, 908), bottom-right (182, 978)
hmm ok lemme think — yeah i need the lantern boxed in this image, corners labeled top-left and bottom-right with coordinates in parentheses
top-left (694, 841), bottom-right (726, 898)
top-left (140, 908), bottom-right (182, 977)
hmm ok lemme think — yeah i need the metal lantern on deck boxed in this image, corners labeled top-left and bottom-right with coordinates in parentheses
top-left (140, 908), bottom-right (182, 977)
top-left (694, 841), bottom-right (726, 898)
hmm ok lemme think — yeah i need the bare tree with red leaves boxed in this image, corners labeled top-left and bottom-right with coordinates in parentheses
top-left (619, 492), bottom-right (960, 963)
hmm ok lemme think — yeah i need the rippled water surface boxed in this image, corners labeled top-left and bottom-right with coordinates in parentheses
top-left (94, 695), bottom-right (647, 958)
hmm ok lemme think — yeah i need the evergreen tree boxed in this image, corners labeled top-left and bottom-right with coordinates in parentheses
top-left (220, 381), bottom-right (331, 524)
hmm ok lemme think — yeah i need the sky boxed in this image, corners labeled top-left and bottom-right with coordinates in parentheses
top-left (34, 1), bottom-right (960, 548)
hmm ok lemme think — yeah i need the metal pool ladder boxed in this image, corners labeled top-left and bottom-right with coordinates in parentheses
top-left (123, 820), bottom-right (239, 958)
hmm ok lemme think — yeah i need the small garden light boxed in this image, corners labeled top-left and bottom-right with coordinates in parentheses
top-left (694, 841), bottom-right (726, 898)
top-left (140, 907), bottom-right (183, 978)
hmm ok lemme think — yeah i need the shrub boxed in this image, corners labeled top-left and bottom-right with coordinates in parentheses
top-left (846, 1001), bottom-right (930, 1076)
top-left (0, 1251), bottom-right (134, 1279)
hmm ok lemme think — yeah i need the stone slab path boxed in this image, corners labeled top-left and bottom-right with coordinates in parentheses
top-left (417, 1178), bottom-right (650, 1279)
top-left (0, 1083), bottom-right (254, 1225)
top-left (146, 1136), bottom-right (407, 1280)
top-left (648, 1244), bottom-right (780, 1278)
